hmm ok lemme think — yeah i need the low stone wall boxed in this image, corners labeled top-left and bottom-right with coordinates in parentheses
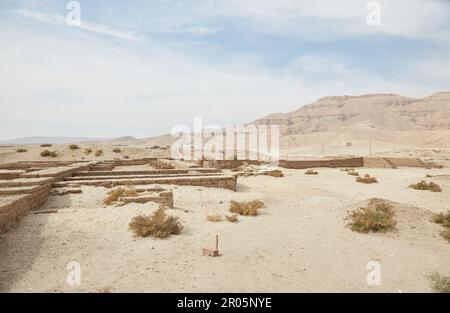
top-left (279, 158), bottom-right (364, 169)
top-left (203, 160), bottom-right (265, 169)
top-left (54, 175), bottom-right (237, 191)
top-left (0, 170), bottom-right (26, 179)
top-left (102, 158), bottom-right (156, 166)
top-left (363, 158), bottom-right (397, 169)
top-left (149, 159), bottom-right (175, 169)
top-left (385, 157), bottom-right (428, 168)
top-left (0, 184), bottom-right (52, 233)
top-left (118, 190), bottom-right (174, 209)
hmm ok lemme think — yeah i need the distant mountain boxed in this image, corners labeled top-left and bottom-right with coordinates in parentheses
top-left (249, 92), bottom-right (450, 147)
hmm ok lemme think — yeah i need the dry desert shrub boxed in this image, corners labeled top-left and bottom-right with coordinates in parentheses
top-left (347, 198), bottom-right (396, 233)
top-left (340, 168), bottom-right (353, 172)
top-left (347, 169), bottom-right (359, 176)
top-left (94, 149), bottom-right (103, 157)
top-left (40, 143), bottom-right (52, 147)
top-left (428, 272), bottom-right (450, 293)
top-left (16, 148), bottom-right (27, 153)
top-left (69, 144), bottom-right (80, 150)
top-left (226, 215), bottom-right (239, 223)
top-left (112, 148), bottom-right (122, 153)
top-left (151, 145), bottom-right (161, 149)
top-left (305, 169), bottom-right (318, 175)
top-left (229, 200), bottom-right (263, 216)
top-left (84, 148), bottom-right (92, 155)
top-left (103, 187), bottom-right (138, 205)
top-left (128, 208), bottom-right (183, 238)
top-left (123, 155), bottom-right (130, 159)
top-left (40, 149), bottom-right (58, 158)
top-left (207, 214), bottom-right (223, 222)
top-left (409, 180), bottom-right (442, 192)
top-left (356, 174), bottom-right (378, 184)
top-left (432, 211), bottom-right (450, 227)
top-left (432, 211), bottom-right (450, 242)
top-left (264, 170), bottom-right (284, 177)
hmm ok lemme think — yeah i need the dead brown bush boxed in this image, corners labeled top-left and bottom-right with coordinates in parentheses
top-left (103, 187), bottom-right (138, 205)
top-left (305, 169), bottom-right (318, 175)
top-left (347, 169), bottom-right (359, 176)
top-left (128, 208), bottom-right (183, 238)
top-left (428, 272), bottom-right (450, 293)
top-left (356, 174), bottom-right (378, 184)
top-left (229, 200), bottom-right (263, 216)
top-left (40, 149), bottom-right (58, 158)
top-left (409, 180), bottom-right (442, 192)
top-left (207, 214), bottom-right (223, 222)
top-left (112, 148), bottom-right (122, 153)
top-left (226, 215), bottom-right (239, 223)
top-left (94, 149), bottom-right (103, 157)
top-left (16, 148), bottom-right (27, 153)
top-left (347, 198), bottom-right (396, 233)
top-left (264, 170), bottom-right (284, 177)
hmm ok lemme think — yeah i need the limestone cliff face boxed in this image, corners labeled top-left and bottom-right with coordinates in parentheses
top-left (250, 92), bottom-right (450, 135)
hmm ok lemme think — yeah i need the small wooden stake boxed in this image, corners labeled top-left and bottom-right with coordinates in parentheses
top-left (202, 235), bottom-right (219, 257)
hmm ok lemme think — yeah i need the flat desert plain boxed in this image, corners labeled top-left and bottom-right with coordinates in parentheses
top-left (1, 166), bottom-right (449, 292)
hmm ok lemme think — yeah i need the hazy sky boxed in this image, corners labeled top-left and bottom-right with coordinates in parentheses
top-left (0, 0), bottom-right (449, 140)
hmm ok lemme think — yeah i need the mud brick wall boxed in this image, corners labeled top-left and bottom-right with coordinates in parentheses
top-left (363, 158), bottom-right (397, 168)
top-left (203, 160), bottom-right (265, 169)
top-left (102, 158), bottom-right (156, 167)
top-left (119, 191), bottom-right (174, 208)
top-left (0, 184), bottom-right (52, 233)
top-left (385, 158), bottom-right (427, 168)
top-left (149, 159), bottom-right (175, 169)
top-left (279, 158), bottom-right (364, 169)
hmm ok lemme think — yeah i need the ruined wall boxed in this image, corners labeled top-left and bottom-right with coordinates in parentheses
top-left (0, 184), bottom-right (52, 233)
top-left (203, 160), bottom-right (265, 169)
top-left (363, 158), bottom-right (397, 168)
top-left (385, 158), bottom-right (428, 168)
top-left (279, 158), bottom-right (364, 169)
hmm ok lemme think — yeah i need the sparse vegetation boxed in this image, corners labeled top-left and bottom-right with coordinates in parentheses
top-left (40, 150), bottom-right (58, 158)
top-left (431, 211), bottom-right (450, 242)
top-left (103, 187), bottom-right (138, 205)
top-left (347, 169), bottom-right (359, 176)
top-left (94, 149), bottom-right (103, 157)
top-left (40, 143), bottom-right (52, 147)
top-left (305, 169), bottom-right (318, 175)
top-left (264, 170), bottom-right (284, 177)
top-left (409, 180), bottom-right (442, 192)
top-left (69, 144), bottom-right (80, 150)
top-left (428, 272), bottom-right (450, 293)
top-left (356, 174), bottom-right (378, 184)
top-left (229, 200), bottom-right (263, 216)
top-left (340, 168), bottom-right (353, 172)
top-left (226, 215), bottom-right (239, 223)
top-left (128, 208), bottom-right (183, 238)
top-left (347, 198), bottom-right (396, 233)
top-left (112, 148), bottom-right (122, 153)
top-left (207, 214), bottom-right (223, 222)
top-left (150, 145), bottom-right (161, 149)
top-left (123, 155), bottom-right (130, 159)
top-left (16, 148), bottom-right (27, 153)
top-left (84, 148), bottom-right (92, 155)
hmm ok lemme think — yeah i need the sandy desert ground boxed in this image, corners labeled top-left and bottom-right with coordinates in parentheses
top-left (1, 165), bottom-right (449, 292)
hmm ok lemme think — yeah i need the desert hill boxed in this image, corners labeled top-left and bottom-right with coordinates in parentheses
top-left (250, 92), bottom-right (450, 151)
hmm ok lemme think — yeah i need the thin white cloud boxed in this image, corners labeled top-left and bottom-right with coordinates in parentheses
top-left (13, 9), bottom-right (142, 41)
